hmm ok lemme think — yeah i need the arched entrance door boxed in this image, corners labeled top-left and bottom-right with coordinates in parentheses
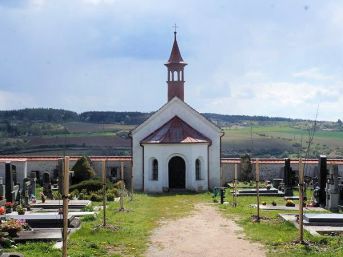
top-left (168, 156), bottom-right (186, 189)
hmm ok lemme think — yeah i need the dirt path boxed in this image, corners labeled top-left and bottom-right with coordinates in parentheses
top-left (145, 203), bottom-right (266, 257)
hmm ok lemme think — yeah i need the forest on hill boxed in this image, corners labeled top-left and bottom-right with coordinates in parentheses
top-left (0, 108), bottom-right (342, 157)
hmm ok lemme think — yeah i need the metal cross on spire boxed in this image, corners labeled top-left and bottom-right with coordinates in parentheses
top-left (173, 23), bottom-right (178, 33)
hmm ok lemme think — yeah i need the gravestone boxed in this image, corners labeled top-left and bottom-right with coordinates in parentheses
top-left (42, 172), bottom-right (53, 199)
top-left (29, 171), bottom-right (37, 197)
top-left (326, 165), bottom-right (340, 212)
top-left (318, 155), bottom-right (328, 207)
top-left (284, 158), bottom-right (293, 196)
top-left (0, 177), bottom-right (5, 201)
top-left (21, 178), bottom-right (31, 207)
top-left (272, 178), bottom-right (283, 189)
top-left (5, 163), bottom-right (17, 203)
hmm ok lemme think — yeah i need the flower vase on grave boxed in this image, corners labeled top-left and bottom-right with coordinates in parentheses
top-left (5, 202), bottom-right (13, 214)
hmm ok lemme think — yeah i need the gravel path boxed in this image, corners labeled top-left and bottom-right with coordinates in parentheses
top-left (145, 203), bottom-right (266, 257)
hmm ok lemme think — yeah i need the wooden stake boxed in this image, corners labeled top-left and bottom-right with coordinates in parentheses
top-left (233, 164), bottom-right (238, 207)
top-left (102, 159), bottom-right (106, 227)
top-left (62, 156), bottom-right (69, 257)
top-left (130, 163), bottom-right (134, 201)
top-left (256, 159), bottom-right (260, 222)
top-left (299, 158), bottom-right (304, 243)
top-left (120, 162), bottom-right (124, 211)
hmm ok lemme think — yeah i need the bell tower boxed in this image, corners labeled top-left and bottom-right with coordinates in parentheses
top-left (165, 30), bottom-right (187, 101)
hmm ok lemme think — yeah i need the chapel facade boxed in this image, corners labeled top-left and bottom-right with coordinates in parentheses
top-left (130, 32), bottom-right (223, 192)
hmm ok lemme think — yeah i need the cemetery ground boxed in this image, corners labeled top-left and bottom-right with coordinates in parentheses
top-left (7, 189), bottom-right (343, 257)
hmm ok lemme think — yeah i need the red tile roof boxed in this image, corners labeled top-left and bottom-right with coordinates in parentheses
top-left (167, 32), bottom-right (185, 64)
top-left (141, 116), bottom-right (211, 144)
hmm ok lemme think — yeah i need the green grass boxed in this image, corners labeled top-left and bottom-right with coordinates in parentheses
top-left (7, 191), bottom-right (343, 257)
top-left (220, 188), bottom-right (343, 257)
top-left (10, 192), bottom-right (209, 257)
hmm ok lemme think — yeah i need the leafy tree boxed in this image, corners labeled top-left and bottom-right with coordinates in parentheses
top-left (240, 154), bottom-right (253, 181)
top-left (71, 156), bottom-right (95, 184)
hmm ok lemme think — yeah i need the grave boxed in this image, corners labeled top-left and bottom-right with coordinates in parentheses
top-left (29, 171), bottom-right (36, 198)
top-left (279, 213), bottom-right (343, 236)
top-left (313, 155), bottom-right (328, 207)
top-left (30, 200), bottom-right (91, 209)
top-left (303, 213), bottom-right (343, 226)
top-left (284, 196), bottom-right (307, 201)
top-left (21, 178), bottom-right (30, 207)
top-left (236, 187), bottom-right (284, 196)
top-left (0, 253), bottom-right (24, 257)
top-left (250, 204), bottom-right (325, 211)
top-left (0, 178), bottom-right (6, 205)
top-left (14, 228), bottom-right (64, 243)
top-left (5, 163), bottom-right (19, 204)
top-left (5, 212), bottom-right (80, 228)
top-left (283, 158), bottom-right (294, 196)
top-left (325, 165), bottom-right (340, 212)
top-left (272, 178), bottom-right (283, 189)
top-left (42, 172), bottom-right (53, 199)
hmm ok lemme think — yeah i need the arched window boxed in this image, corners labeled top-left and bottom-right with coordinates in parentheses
top-left (195, 159), bottom-right (201, 180)
top-left (152, 159), bottom-right (158, 180)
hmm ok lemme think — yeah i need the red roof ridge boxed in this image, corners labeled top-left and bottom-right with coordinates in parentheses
top-left (141, 115), bottom-right (211, 144)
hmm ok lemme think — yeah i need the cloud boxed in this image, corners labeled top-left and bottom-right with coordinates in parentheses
top-left (293, 68), bottom-right (333, 81)
top-left (0, 0), bottom-right (343, 121)
top-left (0, 90), bottom-right (36, 110)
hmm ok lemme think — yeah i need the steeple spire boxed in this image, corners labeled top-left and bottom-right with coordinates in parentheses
top-left (165, 29), bottom-right (187, 102)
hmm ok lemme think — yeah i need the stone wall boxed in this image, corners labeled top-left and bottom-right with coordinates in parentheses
top-left (221, 162), bottom-right (343, 185)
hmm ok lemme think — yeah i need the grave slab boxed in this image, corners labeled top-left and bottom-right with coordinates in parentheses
top-left (31, 200), bottom-right (91, 209)
top-left (279, 213), bottom-right (343, 236)
top-left (303, 213), bottom-right (343, 226)
top-left (250, 204), bottom-right (326, 212)
top-left (14, 228), bottom-right (65, 242)
top-left (5, 212), bottom-right (79, 228)
top-left (284, 196), bottom-right (307, 201)
top-left (236, 188), bottom-right (284, 196)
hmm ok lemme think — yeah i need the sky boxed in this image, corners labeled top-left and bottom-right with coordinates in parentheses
top-left (0, 0), bottom-right (343, 121)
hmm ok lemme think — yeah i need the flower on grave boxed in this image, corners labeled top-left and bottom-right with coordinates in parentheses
top-left (0, 207), bottom-right (5, 215)
top-left (0, 219), bottom-right (25, 237)
top-left (16, 205), bottom-right (26, 215)
top-left (285, 200), bottom-right (295, 207)
top-left (4, 202), bottom-right (13, 208)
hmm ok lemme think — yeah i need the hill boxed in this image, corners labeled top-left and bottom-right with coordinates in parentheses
top-left (0, 108), bottom-right (342, 157)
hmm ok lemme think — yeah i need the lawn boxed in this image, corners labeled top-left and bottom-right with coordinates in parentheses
top-left (220, 186), bottom-right (343, 257)
top-left (6, 190), bottom-right (343, 257)
top-left (10, 193), bottom-right (209, 257)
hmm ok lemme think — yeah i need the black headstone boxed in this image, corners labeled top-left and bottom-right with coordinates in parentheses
top-left (318, 155), bottom-right (327, 206)
top-left (284, 158), bottom-right (293, 196)
top-left (5, 162), bottom-right (14, 203)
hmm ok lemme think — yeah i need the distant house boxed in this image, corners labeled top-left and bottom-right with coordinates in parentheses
top-left (130, 32), bottom-right (224, 192)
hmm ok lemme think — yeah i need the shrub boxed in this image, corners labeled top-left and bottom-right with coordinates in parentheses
top-left (107, 194), bottom-right (115, 201)
top-left (90, 193), bottom-right (102, 202)
top-left (70, 179), bottom-right (114, 194)
top-left (71, 156), bottom-right (95, 184)
top-left (69, 179), bottom-right (103, 194)
top-left (240, 154), bottom-right (253, 182)
top-left (53, 191), bottom-right (62, 200)
top-left (107, 188), bottom-right (119, 197)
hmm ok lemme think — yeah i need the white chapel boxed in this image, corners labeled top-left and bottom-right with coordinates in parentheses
top-left (131, 32), bottom-right (224, 192)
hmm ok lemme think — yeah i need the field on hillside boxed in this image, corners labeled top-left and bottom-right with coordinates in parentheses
top-left (222, 124), bottom-right (343, 158)
top-left (2, 121), bottom-right (343, 158)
